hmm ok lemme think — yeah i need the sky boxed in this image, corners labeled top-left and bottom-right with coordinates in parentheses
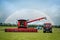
top-left (0, 0), bottom-right (60, 25)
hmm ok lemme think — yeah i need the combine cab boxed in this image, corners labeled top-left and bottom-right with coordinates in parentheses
top-left (43, 23), bottom-right (52, 33)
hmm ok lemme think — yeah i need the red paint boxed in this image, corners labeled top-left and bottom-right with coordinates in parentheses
top-left (18, 21), bottom-right (20, 28)
top-left (24, 22), bottom-right (27, 27)
top-left (5, 28), bottom-right (37, 32)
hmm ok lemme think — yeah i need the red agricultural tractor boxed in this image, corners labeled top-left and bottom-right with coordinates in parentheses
top-left (43, 23), bottom-right (52, 33)
top-left (5, 17), bottom-right (46, 32)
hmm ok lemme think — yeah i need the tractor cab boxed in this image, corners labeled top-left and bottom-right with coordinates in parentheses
top-left (43, 23), bottom-right (52, 33)
top-left (44, 23), bottom-right (51, 28)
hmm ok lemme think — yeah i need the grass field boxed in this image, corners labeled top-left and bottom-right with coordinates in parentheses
top-left (0, 26), bottom-right (60, 40)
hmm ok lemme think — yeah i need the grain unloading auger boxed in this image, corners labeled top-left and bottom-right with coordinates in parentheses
top-left (5, 17), bottom-right (46, 32)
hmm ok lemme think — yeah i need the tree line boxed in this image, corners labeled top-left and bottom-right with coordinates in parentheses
top-left (0, 23), bottom-right (60, 28)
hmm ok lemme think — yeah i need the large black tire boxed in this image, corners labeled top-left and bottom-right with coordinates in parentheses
top-left (49, 31), bottom-right (52, 33)
top-left (43, 31), bottom-right (46, 33)
top-left (5, 29), bottom-right (7, 32)
top-left (49, 28), bottom-right (52, 33)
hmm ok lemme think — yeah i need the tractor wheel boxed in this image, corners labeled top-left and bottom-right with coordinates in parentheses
top-left (5, 29), bottom-right (7, 32)
top-left (49, 28), bottom-right (52, 33)
top-left (43, 31), bottom-right (46, 33)
top-left (49, 31), bottom-right (52, 33)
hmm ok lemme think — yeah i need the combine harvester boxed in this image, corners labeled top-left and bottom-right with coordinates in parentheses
top-left (5, 17), bottom-right (46, 32)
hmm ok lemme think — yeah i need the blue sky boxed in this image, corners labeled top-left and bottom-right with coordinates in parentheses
top-left (0, 0), bottom-right (60, 25)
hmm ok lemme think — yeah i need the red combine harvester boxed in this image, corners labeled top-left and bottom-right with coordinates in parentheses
top-left (5, 17), bottom-right (46, 32)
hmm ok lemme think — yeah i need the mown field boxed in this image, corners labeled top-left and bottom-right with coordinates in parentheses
top-left (0, 26), bottom-right (60, 40)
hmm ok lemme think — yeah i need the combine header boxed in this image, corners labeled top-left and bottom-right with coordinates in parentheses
top-left (5, 17), bottom-right (46, 32)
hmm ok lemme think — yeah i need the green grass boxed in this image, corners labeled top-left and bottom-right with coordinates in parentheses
top-left (0, 26), bottom-right (60, 40)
